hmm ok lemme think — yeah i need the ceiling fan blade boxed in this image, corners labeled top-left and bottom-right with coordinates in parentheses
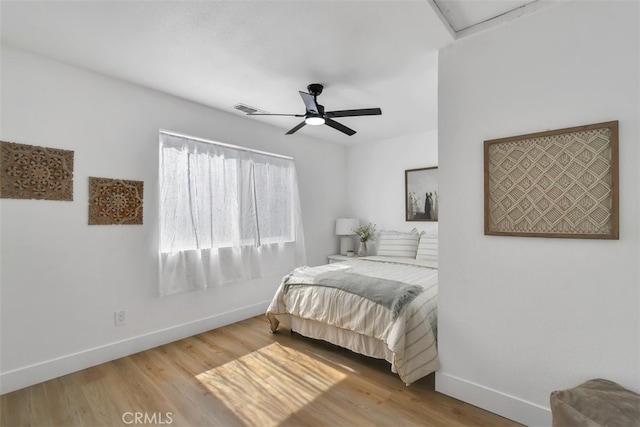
top-left (326, 108), bottom-right (382, 118)
top-left (285, 121), bottom-right (306, 135)
top-left (325, 118), bottom-right (356, 136)
top-left (247, 113), bottom-right (305, 117)
top-left (299, 91), bottom-right (319, 114)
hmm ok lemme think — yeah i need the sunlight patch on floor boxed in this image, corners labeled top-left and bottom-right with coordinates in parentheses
top-left (196, 342), bottom-right (347, 426)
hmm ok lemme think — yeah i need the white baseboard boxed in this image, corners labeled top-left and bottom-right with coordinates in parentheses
top-left (436, 371), bottom-right (552, 427)
top-left (0, 300), bottom-right (270, 395)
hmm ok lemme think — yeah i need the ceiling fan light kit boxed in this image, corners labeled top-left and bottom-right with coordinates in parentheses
top-left (246, 83), bottom-right (382, 136)
top-left (305, 115), bottom-right (325, 126)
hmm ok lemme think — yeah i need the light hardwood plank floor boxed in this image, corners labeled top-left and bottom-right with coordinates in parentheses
top-left (1, 316), bottom-right (521, 427)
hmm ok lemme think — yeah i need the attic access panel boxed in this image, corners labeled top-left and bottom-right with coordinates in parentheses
top-left (434, 0), bottom-right (538, 32)
top-left (484, 121), bottom-right (618, 239)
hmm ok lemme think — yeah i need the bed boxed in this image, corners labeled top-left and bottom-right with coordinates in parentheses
top-left (266, 231), bottom-right (439, 385)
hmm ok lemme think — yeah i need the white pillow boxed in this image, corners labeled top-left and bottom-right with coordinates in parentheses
top-left (376, 229), bottom-right (419, 258)
top-left (416, 231), bottom-right (438, 265)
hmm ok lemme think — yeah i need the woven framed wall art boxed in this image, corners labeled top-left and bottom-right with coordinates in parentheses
top-left (484, 121), bottom-right (618, 239)
top-left (88, 177), bottom-right (144, 225)
top-left (0, 141), bottom-right (74, 201)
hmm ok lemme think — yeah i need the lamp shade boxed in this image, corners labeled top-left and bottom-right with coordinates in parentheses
top-left (335, 218), bottom-right (359, 235)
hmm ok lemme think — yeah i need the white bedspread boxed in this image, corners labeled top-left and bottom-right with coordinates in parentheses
top-left (266, 256), bottom-right (438, 384)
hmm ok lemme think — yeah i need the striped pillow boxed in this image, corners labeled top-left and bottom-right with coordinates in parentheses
top-left (416, 231), bottom-right (438, 265)
top-left (376, 230), bottom-right (419, 258)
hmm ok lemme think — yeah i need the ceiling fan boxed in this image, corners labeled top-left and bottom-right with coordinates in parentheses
top-left (247, 83), bottom-right (382, 136)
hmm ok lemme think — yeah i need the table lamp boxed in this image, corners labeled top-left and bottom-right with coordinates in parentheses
top-left (335, 218), bottom-right (359, 255)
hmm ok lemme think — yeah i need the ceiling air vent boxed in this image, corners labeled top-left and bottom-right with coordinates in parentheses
top-left (234, 103), bottom-right (268, 115)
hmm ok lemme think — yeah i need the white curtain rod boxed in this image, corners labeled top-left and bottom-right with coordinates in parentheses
top-left (159, 129), bottom-right (294, 161)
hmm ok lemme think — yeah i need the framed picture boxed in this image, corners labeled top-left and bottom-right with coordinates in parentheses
top-left (405, 166), bottom-right (438, 221)
top-left (484, 121), bottom-right (618, 239)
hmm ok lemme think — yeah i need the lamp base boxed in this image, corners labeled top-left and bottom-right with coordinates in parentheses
top-left (339, 236), bottom-right (355, 256)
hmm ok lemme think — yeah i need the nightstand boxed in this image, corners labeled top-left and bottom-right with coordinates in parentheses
top-left (327, 254), bottom-right (357, 263)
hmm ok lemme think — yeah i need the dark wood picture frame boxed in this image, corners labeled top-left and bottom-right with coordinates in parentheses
top-left (484, 121), bottom-right (619, 239)
top-left (405, 166), bottom-right (438, 222)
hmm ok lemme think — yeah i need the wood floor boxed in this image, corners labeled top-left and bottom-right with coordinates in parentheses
top-left (1, 316), bottom-right (521, 427)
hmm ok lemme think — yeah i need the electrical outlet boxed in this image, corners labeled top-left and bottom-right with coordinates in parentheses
top-left (115, 310), bottom-right (126, 326)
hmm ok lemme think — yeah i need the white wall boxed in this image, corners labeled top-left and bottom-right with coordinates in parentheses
top-left (346, 128), bottom-right (439, 244)
top-left (345, 45), bottom-right (439, 240)
top-left (437, 2), bottom-right (639, 426)
top-left (0, 47), bottom-right (348, 393)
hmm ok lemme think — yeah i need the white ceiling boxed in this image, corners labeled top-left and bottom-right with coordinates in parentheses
top-left (0, 1), bottom-right (543, 145)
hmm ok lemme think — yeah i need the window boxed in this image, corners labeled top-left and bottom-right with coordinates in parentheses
top-left (159, 131), bottom-right (306, 296)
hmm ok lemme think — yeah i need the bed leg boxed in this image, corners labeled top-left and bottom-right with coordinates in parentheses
top-left (266, 313), bottom-right (280, 333)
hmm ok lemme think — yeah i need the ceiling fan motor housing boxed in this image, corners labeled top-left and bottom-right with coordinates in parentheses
top-left (307, 83), bottom-right (324, 97)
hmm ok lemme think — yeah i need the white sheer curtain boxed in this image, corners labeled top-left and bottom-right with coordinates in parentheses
top-left (159, 132), bottom-right (306, 296)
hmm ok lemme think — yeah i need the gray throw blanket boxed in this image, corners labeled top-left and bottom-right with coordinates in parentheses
top-left (284, 270), bottom-right (423, 319)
